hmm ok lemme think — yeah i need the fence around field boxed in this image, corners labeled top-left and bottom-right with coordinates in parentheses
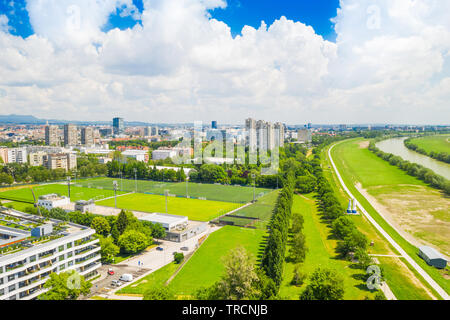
top-left (72, 178), bottom-right (272, 204)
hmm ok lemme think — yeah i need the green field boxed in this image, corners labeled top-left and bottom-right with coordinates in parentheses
top-left (96, 193), bottom-right (241, 221)
top-left (117, 226), bottom-right (266, 297)
top-left (409, 135), bottom-right (450, 154)
top-left (219, 190), bottom-right (279, 228)
top-left (0, 183), bottom-right (123, 203)
top-left (75, 177), bottom-right (272, 203)
top-left (329, 138), bottom-right (449, 297)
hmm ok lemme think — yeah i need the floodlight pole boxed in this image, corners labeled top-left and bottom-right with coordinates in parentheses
top-left (186, 177), bottom-right (189, 198)
top-left (134, 168), bottom-right (137, 193)
top-left (67, 176), bottom-right (71, 201)
top-left (164, 189), bottom-right (169, 213)
top-left (113, 181), bottom-right (118, 209)
top-left (252, 174), bottom-right (256, 202)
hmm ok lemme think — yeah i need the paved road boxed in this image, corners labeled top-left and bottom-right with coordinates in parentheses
top-left (328, 142), bottom-right (449, 300)
top-left (88, 224), bottom-right (221, 299)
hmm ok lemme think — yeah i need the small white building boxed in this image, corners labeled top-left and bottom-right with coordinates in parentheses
top-left (122, 150), bottom-right (148, 162)
top-left (74, 200), bottom-right (96, 213)
top-left (152, 149), bottom-right (178, 160)
top-left (139, 213), bottom-right (188, 232)
top-left (37, 194), bottom-right (70, 210)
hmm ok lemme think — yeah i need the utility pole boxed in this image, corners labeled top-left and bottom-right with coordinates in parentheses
top-left (134, 168), bottom-right (137, 193)
top-left (119, 170), bottom-right (123, 191)
top-left (113, 181), bottom-right (118, 209)
top-left (186, 177), bottom-right (189, 198)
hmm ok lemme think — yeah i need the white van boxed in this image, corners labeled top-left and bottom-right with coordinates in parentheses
top-left (119, 274), bottom-right (133, 282)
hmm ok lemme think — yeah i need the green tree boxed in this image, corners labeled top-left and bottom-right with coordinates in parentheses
top-left (214, 247), bottom-right (261, 300)
top-left (118, 230), bottom-right (150, 254)
top-left (143, 287), bottom-right (174, 300)
top-left (39, 270), bottom-right (92, 300)
top-left (289, 232), bottom-right (307, 263)
top-left (116, 210), bottom-right (129, 234)
top-left (291, 264), bottom-right (307, 286)
top-left (336, 229), bottom-right (369, 258)
top-left (90, 216), bottom-right (111, 237)
top-left (99, 236), bottom-right (120, 263)
top-left (291, 213), bottom-right (304, 234)
top-left (331, 216), bottom-right (355, 239)
top-left (174, 252), bottom-right (184, 264)
top-left (111, 224), bottom-right (120, 244)
top-left (299, 268), bottom-right (344, 300)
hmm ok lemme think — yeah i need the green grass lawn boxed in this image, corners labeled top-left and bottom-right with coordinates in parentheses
top-left (279, 194), bottom-right (378, 300)
top-left (0, 183), bottom-right (123, 203)
top-left (410, 134), bottom-right (450, 154)
top-left (169, 226), bottom-right (266, 297)
top-left (96, 193), bottom-right (241, 221)
top-left (220, 190), bottom-right (279, 229)
top-left (329, 138), bottom-right (448, 297)
top-left (75, 177), bottom-right (272, 203)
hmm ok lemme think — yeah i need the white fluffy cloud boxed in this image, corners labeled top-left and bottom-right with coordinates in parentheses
top-left (0, 0), bottom-right (449, 124)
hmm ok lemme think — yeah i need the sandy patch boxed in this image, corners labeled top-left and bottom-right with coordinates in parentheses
top-left (358, 141), bottom-right (370, 149)
top-left (355, 183), bottom-right (450, 259)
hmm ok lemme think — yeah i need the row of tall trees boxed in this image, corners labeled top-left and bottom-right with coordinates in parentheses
top-left (369, 142), bottom-right (450, 195)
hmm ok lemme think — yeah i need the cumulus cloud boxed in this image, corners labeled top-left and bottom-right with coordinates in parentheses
top-left (0, 14), bottom-right (9, 32)
top-left (0, 0), bottom-right (449, 124)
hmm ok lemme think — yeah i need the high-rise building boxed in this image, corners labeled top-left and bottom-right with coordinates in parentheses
top-left (64, 124), bottom-right (78, 146)
top-left (211, 121), bottom-right (217, 129)
top-left (144, 126), bottom-right (153, 137)
top-left (44, 153), bottom-right (77, 171)
top-left (113, 117), bottom-right (124, 135)
top-left (81, 127), bottom-right (94, 146)
top-left (45, 125), bottom-right (59, 146)
top-left (274, 122), bottom-right (285, 147)
top-left (152, 126), bottom-right (158, 136)
top-left (0, 148), bottom-right (28, 164)
top-left (245, 118), bottom-right (257, 152)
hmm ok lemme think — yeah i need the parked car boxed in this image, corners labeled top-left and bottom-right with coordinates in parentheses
top-left (156, 247), bottom-right (164, 251)
top-left (107, 268), bottom-right (115, 275)
top-left (120, 274), bottom-right (133, 282)
top-left (111, 280), bottom-right (122, 287)
top-left (180, 247), bottom-right (189, 251)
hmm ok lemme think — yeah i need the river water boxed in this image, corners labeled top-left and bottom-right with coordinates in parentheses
top-left (375, 137), bottom-right (450, 180)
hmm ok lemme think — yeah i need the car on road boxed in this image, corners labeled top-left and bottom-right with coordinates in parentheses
top-left (111, 280), bottom-right (122, 287)
top-left (120, 274), bottom-right (133, 282)
top-left (107, 268), bottom-right (115, 275)
top-left (156, 247), bottom-right (164, 251)
top-left (180, 247), bottom-right (189, 251)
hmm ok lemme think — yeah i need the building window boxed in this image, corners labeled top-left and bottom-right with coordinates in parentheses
top-left (68, 261), bottom-right (73, 267)
top-left (8, 274), bottom-right (15, 282)
top-left (58, 245), bottom-right (65, 252)
top-left (67, 242), bottom-right (73, 249)
top-left (59, 255), bottom-right (64, 261)
top-left (0, 288), bottom-right (4, 296)
top-left (8, 284), bottom-right (16, 292)
top-left (30, 255), bottom-right (36, 263)
top-left (0, 266), bottom-right (3, 274)
top-left (59, 264), bottom-right (65, 271)
top-left (67, 252), bottom-right (73, 258)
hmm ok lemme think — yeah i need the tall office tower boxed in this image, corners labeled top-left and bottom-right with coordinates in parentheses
top-left (81, 127), bottom-right (94, 145)
top-left (245, 118), bottom-right (257, 152)
top-left (266, 122), bottom-right (275, 150)
top-left (298, 128), bottom-right (312, 143)
top-left (274, 122), bottom-right (285, 147)
top-left (113, 117), bottom-right (124, 135)
top-left (64, 124), bottom-right (78, 146)
top-left (45, 125), bottom-right (59, 146)
top-left (211, 121), bottom-right (217, 129)
top-left (151, 126), bottom-right (158, 136)
top-left (307, 123), bottom-right (312, 129)
top-left (144, 126), bottom-right (153, 137)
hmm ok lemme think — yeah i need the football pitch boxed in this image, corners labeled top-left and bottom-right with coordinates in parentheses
top-left (0, 183), bottom-right (124, 203)
top-left (74, 177), bottom-right (272, 203)
top-left (96, 193), bottom-right (241, 221)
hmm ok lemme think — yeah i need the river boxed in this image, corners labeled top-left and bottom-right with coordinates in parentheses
top-left (376, 137), bottom-right (450, 180)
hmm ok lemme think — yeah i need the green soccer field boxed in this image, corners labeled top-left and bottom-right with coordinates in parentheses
top-left (96, 193), bottom-right (241, 221)
top-left (0, 183), bottom-right (124, 203)
top-left (74, 177), bottom-right (272, 203)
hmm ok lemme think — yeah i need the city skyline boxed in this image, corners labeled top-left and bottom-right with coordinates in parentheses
top-left (0, 1), bottom-right (449, 124)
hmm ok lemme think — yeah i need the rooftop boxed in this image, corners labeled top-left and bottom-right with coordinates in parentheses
top-left (419, 246), bottom-right (447, 261)
top-left (139, 212), bottom-right (188, 225)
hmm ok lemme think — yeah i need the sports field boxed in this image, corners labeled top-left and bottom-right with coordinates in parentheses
top-left (409, 134), bottom-right (450, 154)
top-left (219, 190), bottom-right (279, 229)
top-left (330, 138), bottom-right (449, 296)
top-left (96, 193), bottom-right (241, 221)
top-left (0, 183), bottom-right (123, 203)
top-left (75, 177), bottom-right (271, 203)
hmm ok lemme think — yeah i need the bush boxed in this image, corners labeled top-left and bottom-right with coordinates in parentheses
top-left (174, 252), bottom-right (184, 264)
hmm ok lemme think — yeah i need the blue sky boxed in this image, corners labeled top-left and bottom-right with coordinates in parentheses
top-left (1, 0), bottom-right (339, 41)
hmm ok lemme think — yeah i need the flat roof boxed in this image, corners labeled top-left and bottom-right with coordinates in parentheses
top-left (419, 246), bottom-right (447, 261)
top-left (139, 212), bottom-right (187, 225)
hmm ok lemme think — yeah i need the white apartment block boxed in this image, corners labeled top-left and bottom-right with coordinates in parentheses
top-left (152, 148), bottom-right (177, 160)
top-left (246, 118), bottom-right (285, 152)
top-left (44, 153), bottom-right (77, 171)
top-left (0, 209), bottom-right (101, 300)
top-left (0, 148), bottom-right (28, 164)
top-left (29, 151), bottom-right (47, 167)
